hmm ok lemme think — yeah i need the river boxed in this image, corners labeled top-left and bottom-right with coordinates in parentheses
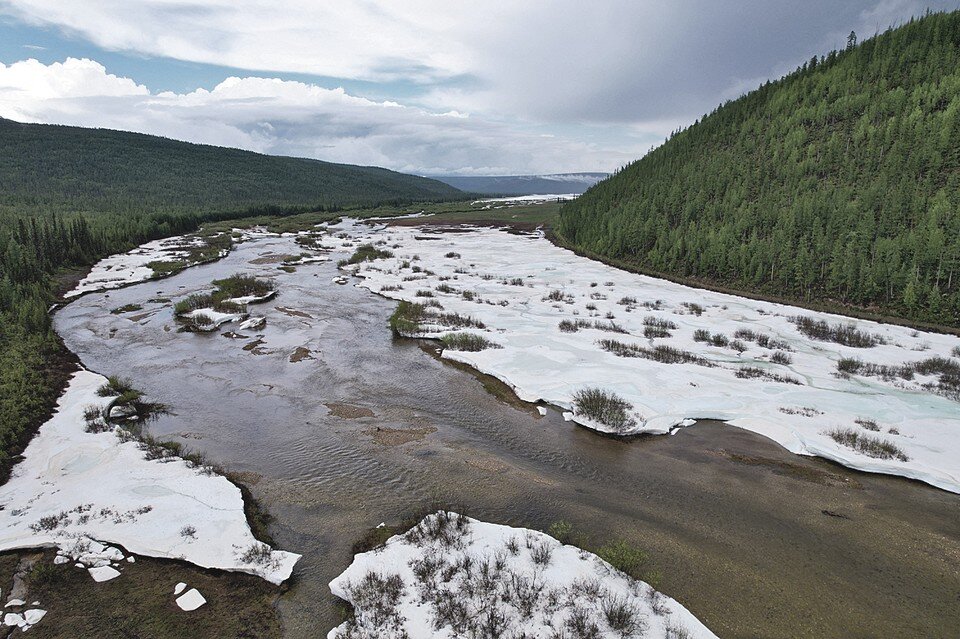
top-left (54, 233), bottom-right (960, 638)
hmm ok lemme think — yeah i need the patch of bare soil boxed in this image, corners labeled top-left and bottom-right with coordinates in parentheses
top-left (275, 306), bottom-right (313, 319)
top-left (325, 403), bottom-right (375, 419)
top-left (0, 549), bottom-right (283, 639)
top-left (363, 425), bottom-right (436, 446)
top-left (242, 338), bottom-right (270, 355)
top-left (249, 253), bottom-right (298, 265)
top-left (289, 346), bottom-right (314, 363)
top-left (715, 449), bottom-right (863, 489)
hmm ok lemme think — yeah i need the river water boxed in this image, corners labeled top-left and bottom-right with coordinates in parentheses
top-left (54, 233), bottom-right (960, 639)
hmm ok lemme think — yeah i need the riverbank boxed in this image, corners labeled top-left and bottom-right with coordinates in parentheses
top-left (341, 222), bottom-right (960, 492)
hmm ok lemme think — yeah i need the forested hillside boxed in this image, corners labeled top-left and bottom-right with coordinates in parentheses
top-left (558, 11), bottom-right (960, 328)
top-left (0, 119), bottom-right (463, 476)
top-left (0, 118), bottom-right (460, 217)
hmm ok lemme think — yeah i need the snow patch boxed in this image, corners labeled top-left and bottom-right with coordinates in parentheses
top-left (176, 588), bottom-right (206, 611)
top-left (335, 223), bottom-right (960, 493)
top-left (0, 370), bottom-right (300, 584)
top-left (328, 512), bottom-right (716, 638)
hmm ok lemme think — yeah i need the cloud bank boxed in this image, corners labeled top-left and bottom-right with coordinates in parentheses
top-left (0, 58), bottom-right (643, 174)
top-left (0, 0), bottom-right (953, 173)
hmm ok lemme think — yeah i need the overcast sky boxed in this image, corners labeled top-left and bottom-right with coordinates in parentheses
top-left (0, 1), bottom-right (955, 175)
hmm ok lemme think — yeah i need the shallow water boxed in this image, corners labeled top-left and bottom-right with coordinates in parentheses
top-left (55, 234), bottom-right (960, 639)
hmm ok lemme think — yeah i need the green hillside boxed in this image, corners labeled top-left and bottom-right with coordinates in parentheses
top-left (0, 119), bottom-right (462, 476)
top-left (558, 10), bottom-right (960, 328)
top-left (0, 118), bottom-right (461, 217)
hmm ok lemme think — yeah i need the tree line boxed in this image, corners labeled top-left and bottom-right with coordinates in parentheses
top-left (0, 119), bottom-right (466, 476)
top-left (559, 10), bottom-right (960, 328)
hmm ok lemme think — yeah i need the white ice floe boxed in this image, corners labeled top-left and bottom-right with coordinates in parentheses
top-left (335, 223), bottom-right (960, 493)
top-left (537, 406), bottom-right (548, 416)
top-left (225, 291), bottom-right (277, 305)
top-left (239, 317), bottom-right (266, 331)
top-left (65, 235), bottom-right (207, 299)
top-left (88, 566), bottom-right (121, 582)
top-left (23, 609), bottom-right (46, 625)
top-left (3, 613), bottom-right (24, 628)
top-left (328, 512), bottom-right (716, 639)
top-left (183, 308), bottom-right (247, 331)
top-left (0, 370), bottom-right (300, 584)
top-left (472, 194), bottom-right (580, 206)
top-left (174, 582), bottom-right (187, 595)
top-left (175, 588), bottom-right (206, 611)
top-left (5, 600), bottom-right (24, 608)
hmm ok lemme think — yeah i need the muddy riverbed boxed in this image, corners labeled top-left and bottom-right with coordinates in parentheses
top-left (54, 234), bottom-right (960, 639)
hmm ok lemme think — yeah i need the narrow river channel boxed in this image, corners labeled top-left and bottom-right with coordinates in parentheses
top-left (54, 233), bottom-right (960, 639)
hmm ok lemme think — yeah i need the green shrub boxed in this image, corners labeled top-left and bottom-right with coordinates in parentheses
top-left (344, 243), bottom-right (394, 265)
top-left (596, 540), bottom-right (648, 579)
top-left (441, 333), bottom-right (501, 352)
top-left (572, 388), bottom-right (637, 433)
top-left (827, 427), bottom-right (908, 461)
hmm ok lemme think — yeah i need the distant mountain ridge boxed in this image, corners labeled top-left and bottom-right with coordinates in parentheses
top-left (0, 117), bottom-right (463, 218)
top-left (431, 172), bottom-right (608, 196)
top-left (559, 11), bottom-right (960, 328)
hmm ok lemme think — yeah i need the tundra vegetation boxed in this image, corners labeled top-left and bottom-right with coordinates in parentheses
top-left (334, 513), bottom-right (691, 639)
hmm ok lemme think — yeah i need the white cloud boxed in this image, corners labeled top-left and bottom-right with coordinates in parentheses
top-left (0, 1), bottom-right (951, 173)
top-left (0, 57), bottom-right (643, 174)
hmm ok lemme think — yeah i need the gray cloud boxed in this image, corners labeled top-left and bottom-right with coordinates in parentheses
top-left (0, 0), bottom-right (955, 173)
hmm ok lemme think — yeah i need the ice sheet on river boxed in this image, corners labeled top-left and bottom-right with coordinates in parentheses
top-left (328, 512), bottom-right (716, 638)
top-left (65, 236), bottom-right (205, 298)
top-left (0, 370), bottom-right (300, 584)
top-left (339, 223), bottom-right (960, 493)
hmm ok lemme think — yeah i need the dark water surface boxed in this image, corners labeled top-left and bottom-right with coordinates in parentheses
top-left (54, 235), bottom-right (960, 639)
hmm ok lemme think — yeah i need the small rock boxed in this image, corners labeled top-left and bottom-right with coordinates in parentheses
top-left (175, 588), bottom-right (206, 611)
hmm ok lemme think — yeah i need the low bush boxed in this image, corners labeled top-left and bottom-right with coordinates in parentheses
top-left (596, 540), bottom-right (648, 579)
top-left (389, 301), bottom-right (428, 335)
top-left (601, 593), bottom-right (645, 635)
top-left (790, 316), bottom-right (884, 348)
top-left (770, 351), bottom-right (793, 365)
top-left (211, 273), bottom-right (275, 299)
top-left (827, 427), bottom-right (908, 461)
top-left (441, 333), bottom-right (502, 352)
top-left (343, 243), bottom-right (394, 265)
top-left (572, 388), bottom-right (637, 433)
top-left (598, 339), bottom-right (714, 367)
top-left (97, 375), bottom-right (135, 397)
top-left (643, 316), bottom-right (677, 330)
top-left (735, 366), bottom-right (802, 385)
top-left (643, 325), bottom-right (671, 339)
